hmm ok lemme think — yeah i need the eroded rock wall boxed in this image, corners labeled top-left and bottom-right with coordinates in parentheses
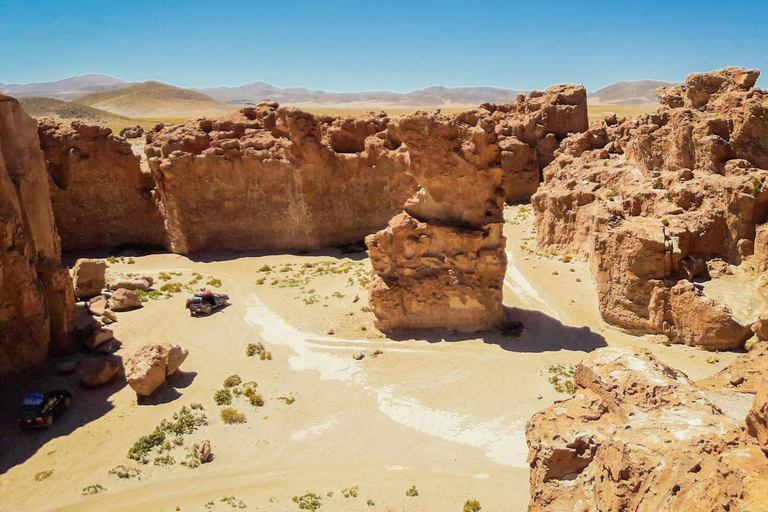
top-left (144, 107), bottom-right (418, 254)
top-left (532, 67), bottom-right (768, 350)
top-left (526, 346), bottom-right (768, 511)
top-left (0, 94), bottom-right (76, 378)
top-left (366, 109), bottom-right (508, 331)
top-left (37, 118), bottom-right (167, 252)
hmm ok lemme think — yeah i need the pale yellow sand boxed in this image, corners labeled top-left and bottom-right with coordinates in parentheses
top-left (0, 205), bottom-right (741, 512)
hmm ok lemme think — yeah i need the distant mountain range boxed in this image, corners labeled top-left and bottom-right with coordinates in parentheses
top-left (0, 74), bottom-right (134, 101)
top-left (0, 74), bottom-right (681, 108)
top-left (588, 80), bottom-right (676, 106)
top-left (192, 83), bottom-right (528, 108)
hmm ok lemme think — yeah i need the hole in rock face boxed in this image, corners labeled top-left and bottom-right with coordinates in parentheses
top-left (329, 133), bottom-right (366, 154)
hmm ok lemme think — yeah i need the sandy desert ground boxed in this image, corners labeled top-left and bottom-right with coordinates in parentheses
top-left (0, 204), bottom-right (747, 512)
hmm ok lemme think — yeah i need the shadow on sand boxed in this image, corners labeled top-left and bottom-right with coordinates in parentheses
top-left (137, 370), bottom-right (198, 406)
top-left (389, 305), bottom-right (608, 353)
top-left (0, 357), bottom-right (126, 475)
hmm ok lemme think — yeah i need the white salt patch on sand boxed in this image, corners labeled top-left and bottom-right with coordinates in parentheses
top-left (376, 386), bottom-right (528, 467)
top-left (384, 465), bottom-right (408, 471)
top-left (474, 472), bottom-right (491, 479)
top-left (291, 419), bottom-right (336, 440)
top-left (245, 296), bottom-right (361, 381)
top-left (246, 296), bottom-right (529, 468)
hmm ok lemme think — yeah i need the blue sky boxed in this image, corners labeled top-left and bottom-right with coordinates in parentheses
top-left (0, 0), bottom-right (765, 92)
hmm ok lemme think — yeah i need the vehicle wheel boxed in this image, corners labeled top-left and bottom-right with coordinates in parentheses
top-left (222, 298), bottom-right (228, 306)
top-left (203, 305), bottom-right (212, 315)
top-left (45, 415), bottom-right (53, 427)
top-left (190, 310), bottom-right (194, 317)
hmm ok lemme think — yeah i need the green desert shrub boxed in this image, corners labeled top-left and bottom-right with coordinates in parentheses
top-left (214, 388), bottom-right (233, 405)
top-left (221, 407), bottom-right (246, 424)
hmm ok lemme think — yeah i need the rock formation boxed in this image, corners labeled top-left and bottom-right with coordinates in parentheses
top-left (532, 67), bottom-right (768, 350)
top-left (108, 289), bottom-right (142, 311)
top-left (526, 346), bottom-right (768, 511)
top-left (364, 85), bottom-right (587, 331)
top-left (366, 109), bottom-right (508, 331)
top-left (125, 343), bottom-right (189, 396)
top-left (0, 94), bottom-right (76, 378)
top-left (72, 258), bottom-right (107, 299)
top-left (119, 125), bottom-right (144, 139)
top-left (105, 272), bottom-right (154, 291)
top-left (77, 357), bottom-right (121, 386)
top-left (37, 118), bottom-right (166, 252)
top-left (144, 105), bottom-right (418, 253)
top-left (35, 86), bottom-right (585, 256)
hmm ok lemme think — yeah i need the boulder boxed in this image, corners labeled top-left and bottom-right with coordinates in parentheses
top-left (526, 346), bottom-right (768, 511)
top-left (88, 295), bottom-right (108, 316)
top-left (101, 309), bottom-right (117, 324)
top-left (72, 259), bottom-right (107, 299)
top-left (747, 390), bottom-right (768, 454)
top-left (105, 273), bottom-right (154, 291)
top-left (108, 289), bottom-right (142, 312)
top-left (77, 357), bottom-right (121, 387)
top-left (125, 343), bottom-right (189, 396)
top-left (85, 328), bottom-right (114, 349)
top-left (199, 440), bottom-right (211, 463)
top-left (119, 125), bottom-right (144, 139)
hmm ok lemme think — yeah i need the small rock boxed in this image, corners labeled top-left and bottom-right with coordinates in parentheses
top-left (353, 352), bottom-right (365, 360)
top-left (96, 340), bottom-right (114, 353)
top-left (327, 328), bottom-right (335, 335)
top-left (199, 440), bottom-right (211, 463)
top-left (73, 259), bottom-right (107, 299)
top-left (88, 296), bottom-right (108, 316)
top-left (57, 361), bottom-right (77, 374)
top-left (86, 328), bottom-right (114, 349)
top-left (77, 357), bottom-right (121, 387)
top-left (101, 310), bottom-right (118, 323)
top-left (730, 375), bottom-right (745, 386)
top-left (352, 294), bottom-right (360, 303)
top-left (109, 289), bottom-right (142, 312)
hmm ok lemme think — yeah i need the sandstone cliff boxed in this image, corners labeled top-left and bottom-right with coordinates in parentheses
top-left (526, 346), bottom-right (768, 511)
top-left (532, 67), bottom-right (767, 350)
top-left (38, 118), bottom-right (167, 252)
top-left (0, 94), bottom-right (76, 378)
top-left (144, 105), bottom-right (418, 254)
top-left (40, 85), bottom-right (585, 255)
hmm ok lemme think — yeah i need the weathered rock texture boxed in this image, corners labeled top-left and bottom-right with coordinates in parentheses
top-left (0, 94), bottom-right (76, 378)
top-left (144, 106), bottom-right (418, 253)
top-left (366, 109), bottom-right (509, 331)
top-left (526, 346), bottom-right (768, 512)
top-left (39, 87), bottom-right (585, 255)
top-left (125, 342), bottom-right (188, 396)
top-left (364, 87), bottom-right (587, 331)
top-left (533, 67), bottom-right (768, 350)
top-left (37, 118), bottom-right (166, 252)
top-left (72, 258), bottom-right (106, 299)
